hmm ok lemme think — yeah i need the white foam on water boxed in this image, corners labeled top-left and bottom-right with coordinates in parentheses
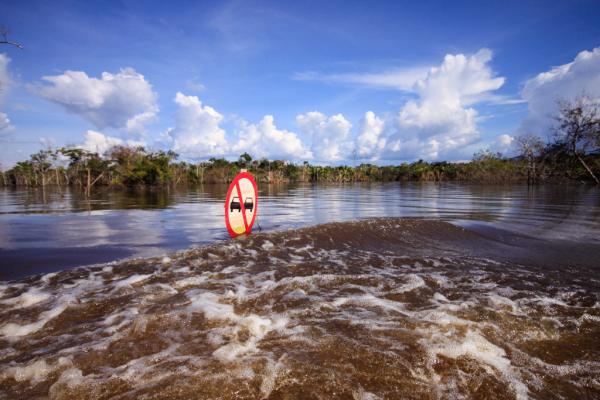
top-left (41, 272), bottom-right (57, 284)
top-left (0, 288), bottom-right (51, 308)
top-left (187, 291), bottom-right (235, 319)
top-left (293, 244), bottom-right (313, 253)
top-left (116, 345), bottom-right (181, 383)
top-left (143, 283), bottom-right (178, 297)
top-left (48, 367), bottom-right (85, 396)
top-left (3, 359), bottom-right (52, 383)
top-left (174, 275), bottom-right (208, 288)
top-left (1, 357), bottom-right (72, 383)
top-left (259, 355), bottom-right (287, 399)
top-left (486, 293), bottom-right (522, 314)
top-left (433, 292), bottom-right (449, 302)
top-left (577, 313), bottom-right (600, 325)
top-left (102, 307), bottom-right (139, 334)
top-left (332, 294), bottom-right (406, 315)
top-left (261, 241), bottom-right (274, 250)
top-left (282, 288), bottom-right (307, 300)
top-left (224, 284), bottom-right (248, 301)
top-left (0, 300), bottom-right (71, 337)
top-left (526, 296), bottom-right (568, 307)
top-left (115, 274), bottom-right (152, 288)
top-left (186, 290), bottom-right (288, 363)
top-left (413, 307), bottom-right (472, 326)
top-left (212, 341), bottom-right (256, 363)
top-left (352, 387), bottom-right (382, 400)
top-left (394, 274), bottom-right (425, 293)
top-left (422, 329), bottom-right (529, 400)
top-left (1, 229), bottom-right (598, 399)
top-left (245, 248), bottom-right (258, 257)
top-left (211, 310), bottom-right (288, 362)
top-left (427, 272), bottom-right (452, 288)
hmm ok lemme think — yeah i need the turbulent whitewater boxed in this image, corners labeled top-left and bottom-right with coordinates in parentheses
top-left (1, 218), bottom-right (599, 399)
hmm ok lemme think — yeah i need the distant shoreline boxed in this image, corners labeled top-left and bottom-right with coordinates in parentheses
top-left (3, 146), bottom-right (600, 190)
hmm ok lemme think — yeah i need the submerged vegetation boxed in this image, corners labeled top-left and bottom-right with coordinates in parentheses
top-left (1, 97), bottom-right (599, 191)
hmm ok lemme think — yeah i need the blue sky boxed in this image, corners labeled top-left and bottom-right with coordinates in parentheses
top-left (1, 0), bottom-right (600, 166)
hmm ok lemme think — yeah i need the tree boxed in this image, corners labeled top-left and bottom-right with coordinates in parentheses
top-left (30, 150), bottom-right (52, 187)
top-left (0, 26), bottom-right (23, 49)
top-left (514, 133), bottom-right (544, 184)
top-left (238, 152), bottom-right (252, 166)
top-left (60, 148), bottom-right (107, 195)
top-left (555, 95), bottom-right (600, 184)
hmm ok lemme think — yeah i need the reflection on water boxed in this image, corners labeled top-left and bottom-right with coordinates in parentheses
top-left (1, 183), bottom-right (599, 279)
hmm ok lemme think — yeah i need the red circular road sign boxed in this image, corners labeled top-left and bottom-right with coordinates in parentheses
top-left (224, 171), bottom-right (258, 238)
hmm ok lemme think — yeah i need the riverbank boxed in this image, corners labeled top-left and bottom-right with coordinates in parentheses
top-left (1, 218), bottom-right (599, 399)
top-left (4, 146), bottom-right (600, 189)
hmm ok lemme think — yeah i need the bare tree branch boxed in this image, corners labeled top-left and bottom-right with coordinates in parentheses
top-left (554, 94), bottom-right (600, 184)
top-left (0, 26), bottom-right (23, 49)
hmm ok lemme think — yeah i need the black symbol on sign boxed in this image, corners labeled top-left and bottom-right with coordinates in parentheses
top-left (244, 197), bottom-right (254, 212)
top-left (230, 196), bottom-right (254, 212)
top-left (230, 196), bottom-right (241, 212)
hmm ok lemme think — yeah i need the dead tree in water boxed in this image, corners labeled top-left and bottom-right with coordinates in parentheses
top-left (30, 150), bottom-right (52, 187)
top-left (555, 95), bottom-right (600, 184)
top-left (0, 163), bottom-right (6, 186)
top-left (515, 133), bottom-right (544, 184)
top-left (60, 148), bottom-right (105, 196)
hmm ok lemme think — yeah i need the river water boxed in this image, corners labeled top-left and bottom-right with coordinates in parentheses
top-left (1, 183), bottom-right (599, 280)
top-left (0, 183), bottom-right (599, 399)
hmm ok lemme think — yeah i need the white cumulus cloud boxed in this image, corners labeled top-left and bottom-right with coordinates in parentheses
top-left (79, 130), bottom-right (146, 155)
top-left (520, 46), bottom-right (600, 136)
top-left (166, 93), bottom-right (312, 161)
top-left (170, 92), bottom-right (229, 159)
top-left (0, 112), bottom-right (10, 131)
top-left (356, 111), bottom-right (386, 159)
top-left (296, 111), bottom-right (352, 162)
top-left (376, 48), bottom-right (505, 161)
top-left (491, 134), bottom-right (514, 155)
top-left (232, 115), bottom-right (312, 160)
top-left (33, 68), bottom-right (158, 134)
top-left (0, 54), bottom-right (14, 132)
top-left (80, 130), bottom-right (124, 154)
top-left (297, 49), bottom-right (506, 162)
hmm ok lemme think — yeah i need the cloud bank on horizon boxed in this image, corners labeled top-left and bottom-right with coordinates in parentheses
top-left (1, 1), bottom-right (599, 166)
top-left (2, 46), bottom-right (600, 165)
top-left (60, 47), bottom-right (600, 164)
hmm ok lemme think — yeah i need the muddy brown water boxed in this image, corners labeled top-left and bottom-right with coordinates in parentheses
top-left (1, 183), bottom-right (599, 399)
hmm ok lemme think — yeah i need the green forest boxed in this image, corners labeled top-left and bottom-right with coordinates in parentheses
top-left (2, 97), bottom-right (599, 191)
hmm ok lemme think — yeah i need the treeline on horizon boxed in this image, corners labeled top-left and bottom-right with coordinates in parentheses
top-left (1, 96), bottom-right (599, 192)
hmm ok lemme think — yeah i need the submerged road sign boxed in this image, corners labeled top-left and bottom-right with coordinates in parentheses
top-left (224, 171), bottom-right (258, 238)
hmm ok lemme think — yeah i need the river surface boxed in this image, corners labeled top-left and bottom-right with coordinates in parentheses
top-left (1, 183), bottom-right (599, 280)
top-left (0, 183), bottom-right (599, 399)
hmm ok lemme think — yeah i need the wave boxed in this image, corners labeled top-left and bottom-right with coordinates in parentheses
top-left (1, 218), bottom-right (599, 399)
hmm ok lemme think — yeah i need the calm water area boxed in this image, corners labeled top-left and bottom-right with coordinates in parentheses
top-left (1, 183), bottom-right (599, 280)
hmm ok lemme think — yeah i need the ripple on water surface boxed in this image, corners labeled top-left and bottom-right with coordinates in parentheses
top-left (0, 219), bottom-right (599, 399)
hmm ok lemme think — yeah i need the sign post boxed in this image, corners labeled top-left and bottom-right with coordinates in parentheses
top-left (224, 171), bottom-right (258, 238)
